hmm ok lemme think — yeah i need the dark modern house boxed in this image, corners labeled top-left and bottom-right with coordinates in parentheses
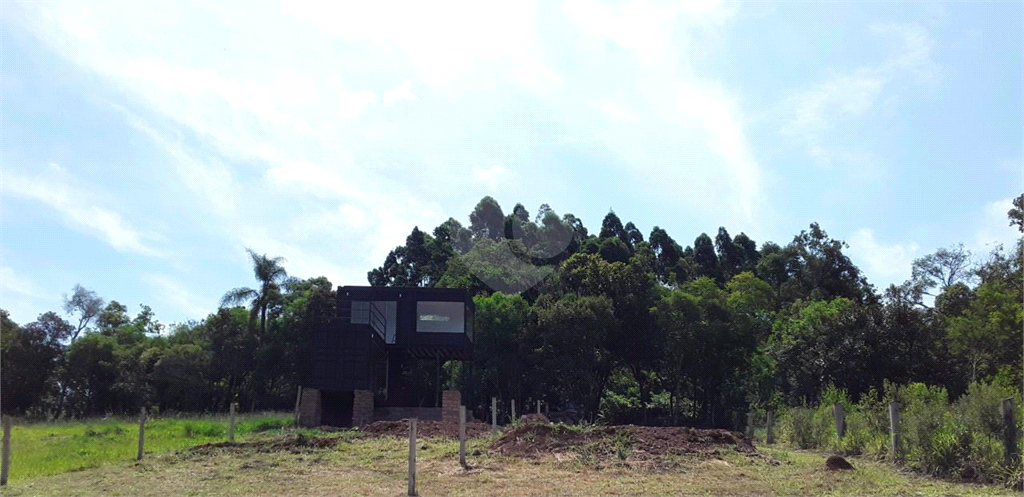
top-left (297, 286), bottom-right (474, 427)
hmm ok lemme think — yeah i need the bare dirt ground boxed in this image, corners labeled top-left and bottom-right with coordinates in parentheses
top-left (490, 423), bottom-right (757, 459)
top-left (358, 419), bottom-right (494, 438)
top-left (5, 426), bottom-right (1014, 497)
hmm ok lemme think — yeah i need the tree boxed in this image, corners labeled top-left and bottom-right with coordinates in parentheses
top-left (769, 298), bottom-right (882, 404)
top-left (433, 218), bottom-right (472, 255)
top-left (203, 307), bottom-right (259, 410)
top-left (531, 293), bottom-right (617, 417)
top-left (947, 280), bottom-right (1023, 384)
top-left (715, 227), bottom-right (744, 279)
top-left (63, 284), bottom-right (104, 342)
top-left (553, 252), bottom-right (660, 422)
top-left (623, 222), bottom-right (644, 249)
top-left (512, 203), bottom-right (530, 223)
top-left (693, 233), bottom-right (722, 283)
top-left (1, 311), bottom-right (71, 414)
top-left (221, 248), bottom-right (288, 335)
top-left (785, 223), bottom-right (873, 304)
top-left (732, 232), bottom-right (760, 274)
top-left (464, 292), bottom-right (533, 411)
top-left (98, 301), bottom-right (130, 331)
top-left (910, 244), bottom-right (973, 298)
top-left (597, 237), bottom-right (631, 264)
top-left (1009, 193), bottom-right (1023, 233)
top-left (649, 226), bottom-right (683, 285)
top-left (599, 210), bottom-right (626, 241)
top-left (469, 196), bottom-right (506, 241)
top-left (62, 332), bottom-right (119, 416)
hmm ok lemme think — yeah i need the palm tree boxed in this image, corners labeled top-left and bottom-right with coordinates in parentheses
top-left (221, 248), bottom-right (288, 335)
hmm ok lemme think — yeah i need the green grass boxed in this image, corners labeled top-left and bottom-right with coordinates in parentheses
top-left (1, 425), bottom-right (1018, 496)
top-left (2, 412), bottom-right (293, 481)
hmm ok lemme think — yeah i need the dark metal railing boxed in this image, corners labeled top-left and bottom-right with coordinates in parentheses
top-left (369, 301), bottom-right (387, 341)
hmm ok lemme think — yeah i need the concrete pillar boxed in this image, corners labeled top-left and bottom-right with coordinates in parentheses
top-left (297, 388), bottom-right (322, 428)
top-left (353, 390), bottom-right (374, 427)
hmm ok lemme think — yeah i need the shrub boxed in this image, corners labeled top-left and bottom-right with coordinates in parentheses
top-left (780, 406), bottom-right (828, 449)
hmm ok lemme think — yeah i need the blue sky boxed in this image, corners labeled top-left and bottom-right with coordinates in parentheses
top-left (1, 1), bottom-right (1021, 328)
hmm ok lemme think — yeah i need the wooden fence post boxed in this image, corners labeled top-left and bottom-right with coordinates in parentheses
top-left (1, 417), bottom-right (11, 486)
top-left (745, 412), bottom-right (754, 440)
top-left (1003, 397), bottom-right (1018, 466)
top-left (511, 399), bottom-right (516, 422)
top-left (491, 397), bottom-right (497, 432)
top-left (889, 402), bottom-right (901, 462)
top-left (766, 410), bottom-right (775, 445)
top-left (408, 418), bottom-right (417, 497)
top-left (834, 403), bottom-right (845, 439)
top-left (459, 406), bottom-right (467, 469)
top-left (229, 402), bottom-right (237, 442)
top-left (137, 407), bottom-right (146, 461)
top-left (294, 386), bottom-right (302, 427)
top-left (536, 400), bottom-right (541, 415)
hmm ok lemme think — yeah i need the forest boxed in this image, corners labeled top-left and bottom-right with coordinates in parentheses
top-left (2, 195), bottom-right (1022, 429)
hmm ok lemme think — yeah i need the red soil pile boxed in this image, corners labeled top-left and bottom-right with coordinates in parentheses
top-left (359, 419), bottom-right (493, 439)
top-left (490, 424), bottom-right (755, 459)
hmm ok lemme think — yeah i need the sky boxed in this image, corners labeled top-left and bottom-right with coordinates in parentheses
top-left (1, 1), bottom-right (1021, 329)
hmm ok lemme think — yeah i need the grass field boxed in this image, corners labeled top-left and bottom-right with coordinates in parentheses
top-left (1, 418), bottom-right (1018, 496)
top-left (1, 412), bottom-right (292, 481)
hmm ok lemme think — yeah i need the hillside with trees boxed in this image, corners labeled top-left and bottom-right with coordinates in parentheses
top-left (2, 195), bottom-right (1021, 430)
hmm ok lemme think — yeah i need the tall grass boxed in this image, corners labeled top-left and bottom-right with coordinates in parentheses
top-left (3, 412), bottom-right (294, 481)
top-left (773, 381), bottom-right (1023, 489)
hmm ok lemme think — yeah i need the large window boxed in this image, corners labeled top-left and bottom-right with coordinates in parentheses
top-left (416, 301), bottom-right (465, 333)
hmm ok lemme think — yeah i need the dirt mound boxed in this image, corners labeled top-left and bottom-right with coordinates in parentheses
top-left (520, 413), bottom-right (550, 423)
top-left (490, 424), bottom-right (755, 459)
top-left (825, 454), bottom-right (855, 471)
top-left (360, 420), bottom-right (493, 439)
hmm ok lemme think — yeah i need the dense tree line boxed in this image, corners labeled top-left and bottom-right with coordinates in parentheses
top-left (1, 255), bottom-right (334, 417)
top-left (2, 195), bottom-right (1021, 428)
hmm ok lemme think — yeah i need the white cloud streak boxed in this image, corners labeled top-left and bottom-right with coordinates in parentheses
top-left (142, 274), bottom-right (210, 321)
top-left (7, 0), bottom-right (765, 288)
top-left (781, 23), bottom-right (938, 168)
top-left (846, 229), bottom-right (921, 289)
top-left (972, 197), bottom-right (1021, 254)
top-left (1, 164), bottom-right (164, 256)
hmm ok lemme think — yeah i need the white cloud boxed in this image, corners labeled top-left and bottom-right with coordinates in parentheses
top-left (473, 165), bottom-right (514, 191)
top-left (0, 266), bottom-right (46, 300)
top-left (291, 204), bottom-right (370, 238)
top-left (340, 90), bottom-right (377, 118)
top-left (264, 161), bottom-right (368, 201)
top-left (846, 229), bottom-right (921, 289)
top-left (783, 72), bottom-right (885, 136)
top-left (781, 23), bottom-right (937, 167)
top-left (7, 0), bottom-right (764, 284)
top-left (1, 164), bottom-right (164, 257)
top-left (142, 274), bottom-right (209, 321)
top-left (114, 105), bottom-right (240, 220)
top-left (382, 80), bottom-right (416, 104)
top-left (972, 197), bottom-right (1021, 254)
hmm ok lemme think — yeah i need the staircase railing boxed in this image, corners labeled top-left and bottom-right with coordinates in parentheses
top-left (368, 301), bottom-right (387, 341)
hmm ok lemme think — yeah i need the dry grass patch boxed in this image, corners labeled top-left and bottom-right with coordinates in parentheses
top-left (1, 429), bottom-right (1017, 496)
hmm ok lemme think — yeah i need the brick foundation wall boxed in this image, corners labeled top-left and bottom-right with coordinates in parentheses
top-left (442, 390), bottom-right (461, 424)
top-left (352, 389), bottom-right (374, 427)
top-left (297, 388), bottom-right (322, 428)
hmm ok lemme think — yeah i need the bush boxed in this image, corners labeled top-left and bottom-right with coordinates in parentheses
top-left (779, 406), bottom-right (830, 449)
top-left (779, 381), bottom-right (1023, 489)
